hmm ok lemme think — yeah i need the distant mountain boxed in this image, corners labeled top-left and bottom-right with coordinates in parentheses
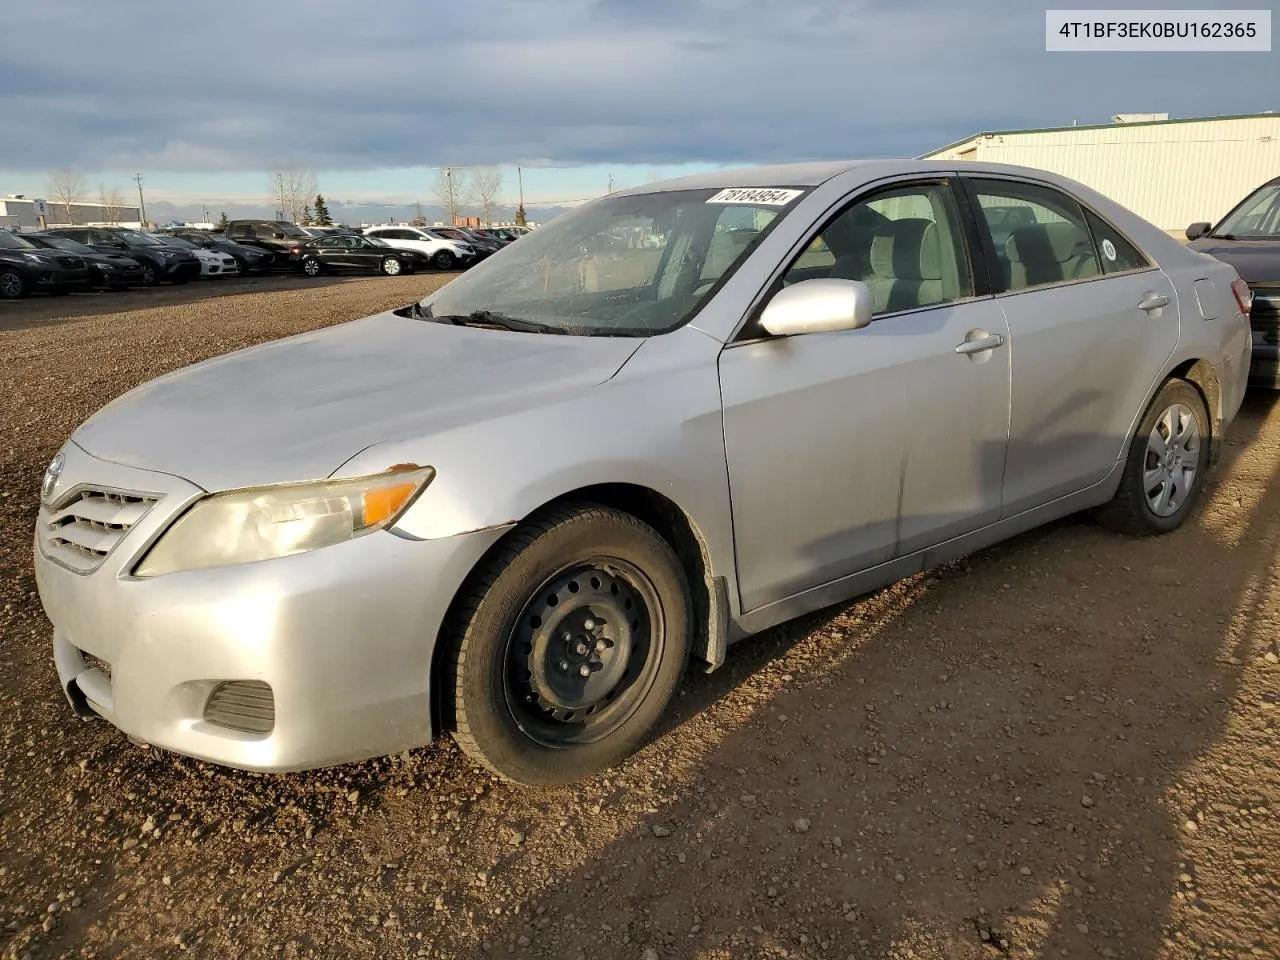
top-left (144, 199), bottom-right (570, 227)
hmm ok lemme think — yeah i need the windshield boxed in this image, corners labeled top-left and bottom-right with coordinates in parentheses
top-left (0, 232), bottom-right (39, 250)
top-left (37, 235), bottom-right (93, 254)
top-left (366, 237), bottom-right (390, 247)
top-left (275, 222), bottom-right (309, 238)
top-left (116, 231), bottom-right (165, 248)
top-left (418, 186), bottom-right (804, 335)
top-left (155, 235), bottom-right (197, 249)
top-left (1215, 183), bottom-right (1280, 239)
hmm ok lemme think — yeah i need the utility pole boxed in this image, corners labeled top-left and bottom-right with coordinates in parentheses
top-left (276, 173), bottom-right (286, 221)
top-left (133, 173), bottom-right (148, 228)
top-left (608, 173), bottom-right (614, 194)
top-left (516, 166), bottom-right (526, 228)
top-left (445, 167), bottom-right (456, 225)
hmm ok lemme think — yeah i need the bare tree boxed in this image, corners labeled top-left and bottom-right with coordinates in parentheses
top-left (270, 168), bottom-right (319, 223)
top-left (469, 167), bottom-right (504, 226)
top-left (47, 169), bottom-right (87, 225)
top-left (432, 167), bottom-right (469, 224)
top-left (410, 202), bottom-right (427, 227)
top-left (97, 184), bottom-right (126, 224)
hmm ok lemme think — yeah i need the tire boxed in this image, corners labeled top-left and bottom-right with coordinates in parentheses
top-left (433, 250), bottom-right (456, 270)
top-left (302, 258), bottom-right (323, 278)
top-left (139, 263), bottom-right (159, 286)
top-left (0, 269), bottom-right (27, 299)
top-left (1095, 378), bottom-right (1211, 536)
top-left (381, 257), bottom-right (403, 276)
top-left (444, 504), bottom-right (692, 785)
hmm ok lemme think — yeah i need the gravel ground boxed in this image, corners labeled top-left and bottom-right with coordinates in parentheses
top-left (1, 278), bottom-right (1277, 960)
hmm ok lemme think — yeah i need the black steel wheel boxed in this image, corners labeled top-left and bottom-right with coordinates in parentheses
top-left (444, 503), bottom-right (691, 785)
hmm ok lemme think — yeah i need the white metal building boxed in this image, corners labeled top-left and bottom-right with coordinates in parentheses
top-left (0, 196), bottom-right (141, 230)
top-left (923, 112), bottom-right (1280, 233)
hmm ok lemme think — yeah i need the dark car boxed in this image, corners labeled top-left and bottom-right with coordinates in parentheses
top-left (298, 235), bottom-right (421, 277)
top-left (164, 230), bottom-right (273, 274)
top-left (1188, 176), bottom-right (1280, 388)
top-left (221, 219), bottom-right (312, 266)
top-left (0, 231), bottom-right (93, 299)
top-left (45, 227), bottom-right (200, 286)
top-left (430, 226), bottom-right (501, 260)
top-left (25, 233), bottom-right (146, 290)
top-left (477, 227), bottom-right (520, 244)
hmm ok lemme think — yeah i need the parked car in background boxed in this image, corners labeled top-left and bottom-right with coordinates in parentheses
top-left (0, 231), bottom-right (92, 298)
top-left (1187, 176), bottom-right (1279, 388)
top-left (297, 234), bottom-right (421, 277)
top-left (151, 235), bottom-right (239, 278)
top-left (33, 161), bottom-right (1250, 786)
top-left (479, 227), bottom-right (524, 243)
top-left (221, 220), bottom-right (311, 266)
top-left (362, 225), bottom-right (474, 270)
top-left (45, 227), bottom-right (200, 286)
top-left (163, 230), bottom-right (273, 274)
top-left (24, 233), bottom-right (145, 290)
top-left (429, 226), bottom-right (501, 260)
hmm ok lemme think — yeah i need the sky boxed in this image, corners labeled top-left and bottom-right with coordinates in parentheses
top-left (0, 0), bottom-right (1274, 215)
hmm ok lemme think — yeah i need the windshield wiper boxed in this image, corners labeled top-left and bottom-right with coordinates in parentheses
top-left (419, 307), bottom-right (567, 334)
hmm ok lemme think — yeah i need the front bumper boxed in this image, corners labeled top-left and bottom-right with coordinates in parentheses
top-left (34, 267), bottom-right (92, 291)
top-left (163, 259), bottom-right (201, 282)
top-left (1249, 293), bottom-right (1279, 388)
top-left (34, 442), bottom-right (510, 772)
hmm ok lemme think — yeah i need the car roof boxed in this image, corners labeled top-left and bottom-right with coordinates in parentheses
top-left (612, 159), bottom-right (1111, 195)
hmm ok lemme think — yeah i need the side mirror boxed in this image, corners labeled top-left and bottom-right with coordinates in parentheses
top-left (759, 278), bottom-right (875, 337)
top-left (1186, 222), bottom-right (1212, 241)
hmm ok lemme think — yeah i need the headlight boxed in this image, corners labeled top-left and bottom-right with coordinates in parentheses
top-left (134, 465), bottom-right (434, 577)
top-left (22, 252), bottom-right (54, 264)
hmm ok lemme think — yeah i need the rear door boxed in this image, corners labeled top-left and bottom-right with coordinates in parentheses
top-left (961, 176), bottom-right (1180, 516)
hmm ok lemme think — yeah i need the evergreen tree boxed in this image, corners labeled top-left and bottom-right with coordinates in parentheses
top-left (515, 203), bottom-right (527, 227)
top-left (313, 194), bottom-right (333, 226)
top-left (216, 211), bottom-right (229, 230)
top-left (300, 204), bottom-right (314, 226)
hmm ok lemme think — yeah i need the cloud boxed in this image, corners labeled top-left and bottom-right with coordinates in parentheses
top-left (0, 0), bottom-right (1272, 174)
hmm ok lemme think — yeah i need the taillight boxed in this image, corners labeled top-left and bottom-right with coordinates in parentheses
top-left (1231, 278), bottom-right (1253, 317)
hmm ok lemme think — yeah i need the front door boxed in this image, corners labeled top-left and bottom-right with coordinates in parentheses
top-left (719, 179), bottom-right (1012, 612)
top-left (963, 177), bottom-right (1181, 516)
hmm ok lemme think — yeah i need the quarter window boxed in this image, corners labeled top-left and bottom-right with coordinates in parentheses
top-left (969, 179), bottom-right (1101, 292)
top-left (1082, 209), bottom-right (1150, 274)
top-left (780, 181), bottom-right (973, 315)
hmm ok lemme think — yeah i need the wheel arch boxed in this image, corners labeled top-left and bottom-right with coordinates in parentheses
top-left (429, 481), bottom-right (728, 736)
top-left (1167, 358), bottom-right (1221, 461)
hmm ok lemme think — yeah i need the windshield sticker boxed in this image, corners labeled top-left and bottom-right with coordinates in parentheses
top-left (706, 187), bottom-right (803, 206)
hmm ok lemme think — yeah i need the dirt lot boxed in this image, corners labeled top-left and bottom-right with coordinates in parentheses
top-left (1, 278), bottom-right (1277, 960)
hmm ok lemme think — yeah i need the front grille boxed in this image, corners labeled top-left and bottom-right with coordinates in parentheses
top-left (204, 681), bottom-right (275, 734)
top-left (41, 488), bottom-right (159, 573)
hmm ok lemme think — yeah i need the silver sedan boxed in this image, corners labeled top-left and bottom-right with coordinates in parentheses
top-left (34, 160), bottom-right (1252, 785)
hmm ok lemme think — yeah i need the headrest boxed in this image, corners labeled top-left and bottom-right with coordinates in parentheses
top-left (869, 218), bottom-right (941, 281)
top-left (1006, 222), bottom-right (1086, 265)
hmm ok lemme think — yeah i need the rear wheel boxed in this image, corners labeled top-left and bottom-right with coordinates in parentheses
top-left (139, 263), bottom-right (159, 286)
top-left (433, 250), bottom-right (456, 270)
top-left (381, 256), bottom-right (403, 276)
top-left (1095, 378), bottom-right (1210, 535)
top-left (445, 504), bottom-right (691, 785)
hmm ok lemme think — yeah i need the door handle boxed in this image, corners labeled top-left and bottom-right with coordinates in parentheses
top-left (955, 333), bottom-right (1006, 355)
top-left (1138, 293), bottom-right (1169, 312)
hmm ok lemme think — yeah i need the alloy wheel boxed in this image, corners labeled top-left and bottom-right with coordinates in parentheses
top-left (1144, 402), bottom-right (1200, 517)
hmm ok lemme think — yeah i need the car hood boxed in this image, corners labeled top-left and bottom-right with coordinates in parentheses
top-left (71, 309), bottom-right (644, 491)
top-left (1188, 237), bottom-right (1280, 285)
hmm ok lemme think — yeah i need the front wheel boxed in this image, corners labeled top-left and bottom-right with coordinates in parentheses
top-left (381, 257), bottom-right (402, 276)
top-left (433, 250), bottom-right (456, 270)
top-left (139, 264), bottom-right (159, 286)
top-left (445, 504), bottom-right (692, 785)
top-left (1095, 378), bottom-right (1210, 536)
top-left (302, 258), bottom-right (323, 278)
top-left (0, 269), bottom-right (27, 299)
